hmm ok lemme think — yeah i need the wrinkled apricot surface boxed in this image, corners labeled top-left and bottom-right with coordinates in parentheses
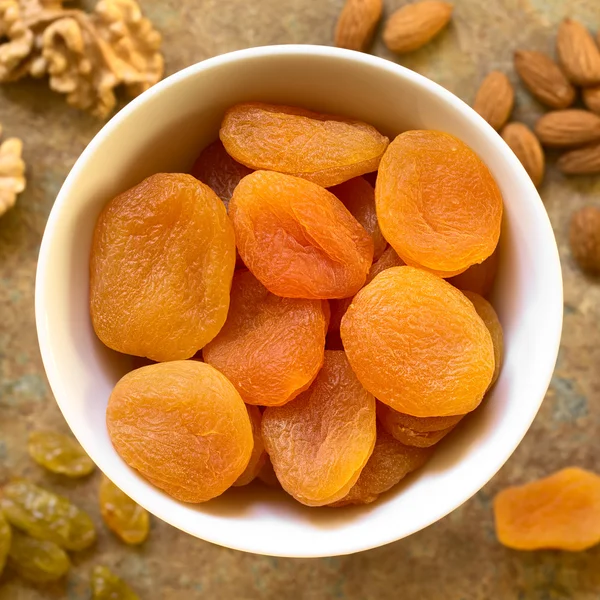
top-left (230, 170), bottom-right (373, 299)
top-left (331, 177), bottom-right (387, 260)
top-left (377, 402), bottom-right (462, 448)
top-left (463, 291), bottom-right (504, 387)
top-left (106, 361), bottom-right (253, 503)
top-left (341, 266), bottom-right (495, 417)
top-left (262, 351), bottom-right (376, 506)
top-left (190, 140), bottom-right (253, 208)
top-left (328, 246), bottom-right (405, 335)
top-left (376, 131), bottom-right (503, 276)
top-left (220, 102), bottom-right (389, 187)
top-left (234, 405), bottom-right (267, 487)
top-left (448, 249), bottom-right (499, 297)
top-left (203, 270), bottom-right (327, 406)
top-left (330, 425), bottom-right (433, 506)
top-left (494, 467), bottom-right (600, 551)
top-left (90, 173), bottom-right (236, 362)
top-left (257, 457), bottom-right (281, 488)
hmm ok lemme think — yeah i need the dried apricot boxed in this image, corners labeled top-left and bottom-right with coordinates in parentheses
top-left (257, 457), bottom-right (281, 488)
top-left (463, 291), bottom-right (503, 387)
top-left (230, 170), bottom-right (373, 299)
top-left (448, 248), bottom-right (499, 297)
top-left (330, 425), bottom-right (433, 506)
top-left (220, 102), bottom-right (389, 187)
top-left (190, 139), bottom-right (253, 208)
top-left (328, 245), bottom-right (405, 334)
top-left (376, 131), bottom-right (503, 276)
top-left (377, 402), bottom-right (462, 448)
top-left (8, 531), bottom-right (70, 583)
top-left (0, 510), bottom-right (10, 577)
top-left (90, 173), bottom-right (236, 362)
top-left (1, 480), bottom-right (96, 551)
top-left (28, 431), bottom-right (95, 478)
top-left (341, 266), bottom-right (494, 417)
top-left (331, 176), bottom-right (387, 259)
top-left (262, 351), bottom-right (376, 506)
top-left (203, 270), bottom-right (328, 406)
top-left (99, 476), bottom-right (149, 545)
top-left (106, 361), bottom-right (253, 503)
top-left (233, 405), bottom-right (267, 487)
top-left (92, 565), bottom-right (139, 600)
top-left (494, 467), bottom-right (600, 551)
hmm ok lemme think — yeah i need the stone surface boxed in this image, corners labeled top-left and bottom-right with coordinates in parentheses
top-left (1, 0), bottom-right (600, 598)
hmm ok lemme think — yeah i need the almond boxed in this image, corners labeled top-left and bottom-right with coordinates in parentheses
top-left (473, 71), bottom-right (514, 131)
top-left (514, 50), bottom-right (576, 109)
top-left (556, 18), bottom-right (600, 86)
top-left (501, 122), bottom-right (545, 188)
top-left (383, 1), bottom-right (453, 54)
top-left (569, 206), bottom-right (600, 273)
top-left (335, 0), bottom-right (383, 52)
top-left (534, 109), bottom-right (600, 147)
top-left (558, 141), bottom-right (600, 174)
top-left (583, 86), bottom-right (600, 115)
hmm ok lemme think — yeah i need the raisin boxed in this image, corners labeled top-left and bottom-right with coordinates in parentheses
top-left (204, 270), bottom-right (327, 406)
top-left (376, 131), bottom-right (503, 276)
top-left (341, 266), bottom-right (494, 417)
top-left (28, 431), bottom-right (95, 478)
top-left (233, 405), bottom-right (267, 486)
top-left (230, 170), bottom-right (373, 299)
top-left (330, 176), bottom-right (387, 259)
top-left (106, 361), bottom-right (253, 503)
top-left (494, 467), bottom-right (600, 551)
top-left (330, 425), bottom-right (433, 506)
top-left (90, 173), bottom-right (236, 362)
top-left (220, 102), bottom-right (389, 187)
top-left (377, 402), bottom-right (462, 448)
top-left (190, 139), bottom-right (253, 207)
top-left (99, 476), bottom-right (149, 545)
top-left (8, 530), bottom-right (70, 583)
top-left (262, 351), bottom-right (376, 506)
top-left (1, 480), bottom-right (96, 551)
top-left (91, 565), bottom-right (139, 599)
top-left (463, 291), bottom-right (504, 387)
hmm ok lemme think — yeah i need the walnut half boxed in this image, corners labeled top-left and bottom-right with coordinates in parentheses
top-left (0, 124), bottom-right (26, 217)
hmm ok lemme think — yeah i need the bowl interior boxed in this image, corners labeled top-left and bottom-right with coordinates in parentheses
top-left (35, 46), bottom-right (562, 557)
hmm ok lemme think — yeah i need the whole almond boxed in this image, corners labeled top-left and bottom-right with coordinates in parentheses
top-left (569, 206), bottom-right (600, 273)
top-left (558, 141), bottom-right (600, 174)
top-left (501, 122), bottom-right (545, 187)
top-left (514, 50), bottom-right (576, 109)
top-left (534, 109), bottom-right (600, 147)
top-left (383, 1), bottom-right (453, 54)
top-left (583, 86), bottom-right (600, 115)
top-left (473, 72), bottom-right (514, 131)
top-left (556, 18), bottom-right (600, 86)
top-left (335, 0), bottom-right (383, 52)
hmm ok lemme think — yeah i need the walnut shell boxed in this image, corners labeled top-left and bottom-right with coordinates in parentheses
top-left (570, 206), bottom-right (600, 274)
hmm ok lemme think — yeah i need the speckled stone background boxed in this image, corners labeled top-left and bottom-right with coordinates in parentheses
top-left (1, 0), bottom-right (599, 598)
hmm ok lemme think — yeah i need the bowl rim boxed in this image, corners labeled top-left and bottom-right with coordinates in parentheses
top-left (35, 44), bottom-right (563, 557)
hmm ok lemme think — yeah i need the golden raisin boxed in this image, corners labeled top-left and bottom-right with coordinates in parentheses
top-left (92, 565), bottom-right (139, 599)
top-left (28, 431), bottom-right (95, 478)
top-left (90, 173), bottom-right (236, 362)
top-left (8, 531), bottom-right (70, 583)
top-left (106, 361), bottom-right (253, 503)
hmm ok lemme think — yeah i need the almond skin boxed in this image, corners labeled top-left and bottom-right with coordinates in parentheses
top-left (383, 1), bottom-right (453, 54)
top-left (558, 142), bottom-right (600, 174)
top-left (514, 50), bottom-right (576, 109)
top-left (473, 71), bottom-right (514, 131)
top-left (534, 109), bottom-right (600, 147)
top-left (569, 206), bottom-right (600, 273)
top-left (501, 122), bottom-right (545, 188)
top-left (335, 0), bottom-right (383, 52)
top-left (556, 18), bottom-right (600, 86)
top-left (583, 86), bottom-right (600, 115)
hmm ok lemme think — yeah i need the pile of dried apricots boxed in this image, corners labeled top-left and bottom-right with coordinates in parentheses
top-left (90, 102), bottom-right (504, 508)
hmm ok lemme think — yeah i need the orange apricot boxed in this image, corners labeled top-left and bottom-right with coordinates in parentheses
top-left (233, 405), bottom-right (267, 487)
top-left (448, 248), bottom-right (499, 297)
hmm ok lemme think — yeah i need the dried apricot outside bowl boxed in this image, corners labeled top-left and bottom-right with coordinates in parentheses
top-left (35, 46), bottom-right (562, 558)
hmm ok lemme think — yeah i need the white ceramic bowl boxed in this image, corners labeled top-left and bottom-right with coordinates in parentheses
top-left (35, 45), bottom-right (563, 558)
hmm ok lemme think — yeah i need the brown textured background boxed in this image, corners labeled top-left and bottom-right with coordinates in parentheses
top-left (1, 0), bottom-right (600, 598)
